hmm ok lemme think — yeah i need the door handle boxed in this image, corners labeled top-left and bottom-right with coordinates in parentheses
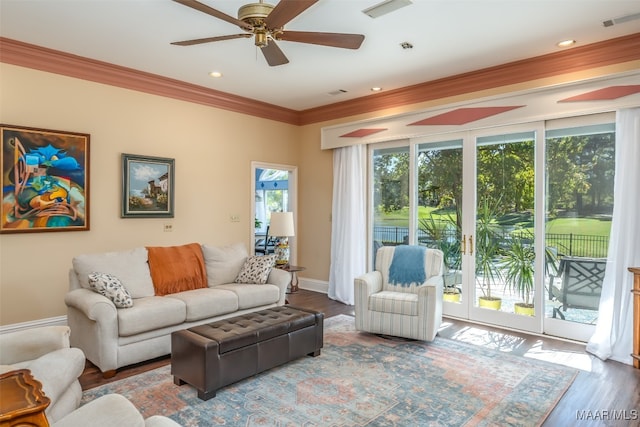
top-left (461, 235), bottom-right (467, 255)
top-left (469, 235), bottom-right (474, 256)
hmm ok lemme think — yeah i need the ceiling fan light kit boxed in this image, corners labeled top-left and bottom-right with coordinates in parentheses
top-left (172, 0), bottom-right (365, 66)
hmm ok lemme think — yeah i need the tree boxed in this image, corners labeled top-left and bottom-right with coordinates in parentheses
top-left (373, 150), bottom-right (410, 213)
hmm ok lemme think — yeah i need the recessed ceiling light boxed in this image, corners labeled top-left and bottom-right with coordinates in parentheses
top-left (556, 39), bottom-right (576, 48)
top-left (371, 87), bottom-right (383, 92)
top-left (209, 71), bottom-right (223, 78)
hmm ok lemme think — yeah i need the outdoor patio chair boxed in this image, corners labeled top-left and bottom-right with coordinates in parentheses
top-left (255, 226), bottom-right (277, 255)
top-left (548, 256), bottom-right (606, 319)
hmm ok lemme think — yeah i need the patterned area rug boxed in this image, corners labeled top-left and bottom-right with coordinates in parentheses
top-left (82, 315), bottom-right (576, 426)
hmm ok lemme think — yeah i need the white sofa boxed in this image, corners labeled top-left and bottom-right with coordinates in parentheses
top-left (0, 326), bottom-right (85, 423)
top-left (354, 245), bottom-right (444, 341)
top-left (65, 243), bottom-right (290, 377)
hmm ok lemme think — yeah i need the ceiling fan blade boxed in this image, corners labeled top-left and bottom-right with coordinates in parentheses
top-left (173, 0), bottom-right (252, 31)
top-left (171, 34), bottom-right (252, 46)
top-left (261, 41), bottom-right (289, 66)
top-left (278, 31), bottom-right (365, 49)
top-left (264, 0), bottom-right (318, 29)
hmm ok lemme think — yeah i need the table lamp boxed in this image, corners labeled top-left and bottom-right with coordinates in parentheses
top-left (269, 212), bottom-right (295, 266)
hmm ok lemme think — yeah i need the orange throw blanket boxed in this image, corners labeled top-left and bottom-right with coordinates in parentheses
top-left (147, 243), bottom-right (207, 296)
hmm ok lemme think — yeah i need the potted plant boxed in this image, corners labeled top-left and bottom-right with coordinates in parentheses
top-left (419, 213), bottom-right (462, 302)
top-left (475, 198), bottom-right (503, 310)
top-left (501, 233), bottom-right (535, 315)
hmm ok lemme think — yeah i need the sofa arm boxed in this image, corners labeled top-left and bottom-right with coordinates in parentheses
top-left (65, 288), bottom-right (118, 322)
top-left (0, 326), bottom-right (71, 365)
top-left (145, 416), bottom-right (183, 427)
top-left (354, 271), bottom-right (382, 332)
top-left (267, 267), bottom-right (291, 305)
top-left (64, 288), bottom-right (119, 374)
top-left (52, 394), bottom-right (146, 427)
top-left (354, 271), bottom-right (383, 296)
top-left (417, 278), bottom-right (443, 341)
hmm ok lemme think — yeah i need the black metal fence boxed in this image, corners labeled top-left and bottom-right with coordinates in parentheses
top-left (373, 226), bottom-right (609, 258)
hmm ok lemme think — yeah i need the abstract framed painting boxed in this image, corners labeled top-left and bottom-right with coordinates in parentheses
top-left (121, 153), bottom-right (174, 218)
top-left (1, 124), bottom-right (90, 233)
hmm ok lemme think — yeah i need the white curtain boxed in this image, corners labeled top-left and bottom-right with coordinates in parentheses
top-left (329, 145), bottom-right (367, 305)
top-left (587, 107), bottom-right (640, 364)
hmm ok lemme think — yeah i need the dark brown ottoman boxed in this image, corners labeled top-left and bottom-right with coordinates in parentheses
top-left (171, 305), bottom-right (324, 400)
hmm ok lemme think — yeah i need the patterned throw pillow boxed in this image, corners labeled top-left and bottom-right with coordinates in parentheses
top-left (235, 255), bottom-right (277, 284)
top-left (88, 272), bottom-right (133, 308)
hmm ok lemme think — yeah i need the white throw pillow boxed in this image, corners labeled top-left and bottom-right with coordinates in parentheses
top-left (88, 272), bottom-right (133, 308)
top-left (202, 243), bottom-right (248, 286)
top-left (235, 255), bottom-right (276, 284)
top-left (72, 247), bottom-right (155, 298)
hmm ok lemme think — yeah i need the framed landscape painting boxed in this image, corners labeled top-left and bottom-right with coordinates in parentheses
top-left (122, 153), bottom-right (174, 218)
top-left (1, 124), bottom-right (90, 233)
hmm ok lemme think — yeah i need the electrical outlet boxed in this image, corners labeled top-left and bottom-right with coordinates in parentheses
top-left (230, 215), bottom-right (240, 223)
top-left (163, 223), bottom-right (173, 232)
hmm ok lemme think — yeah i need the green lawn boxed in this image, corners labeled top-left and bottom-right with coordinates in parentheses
top-left (375, 208), bottom-right (611, 236)
top-left (375, 209), bottom-right (611, 257)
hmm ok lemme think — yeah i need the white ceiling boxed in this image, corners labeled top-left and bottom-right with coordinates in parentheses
top-left (1, 0), bottom-right (639, 111)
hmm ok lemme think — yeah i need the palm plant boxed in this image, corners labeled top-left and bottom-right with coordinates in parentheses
top-left (475, 198), bottom-right (503, 300)
top-left (419, 213), bottom-right (461, 292)
top-left (501, 234), bottom-right (535, 307)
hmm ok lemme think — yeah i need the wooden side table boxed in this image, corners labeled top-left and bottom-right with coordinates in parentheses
top-left (630, 267), bottom-right (640, 369)
top-left (276, 265), bottom-right (306, 293)
top-left (0, 369), bottom-right (50, 427)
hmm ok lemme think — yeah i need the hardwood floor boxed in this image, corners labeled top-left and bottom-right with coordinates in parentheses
top-left (80, 290), bottom-right (640, 426)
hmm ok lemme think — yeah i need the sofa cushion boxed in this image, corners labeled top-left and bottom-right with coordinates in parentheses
top-left (235, 255), bottom-right (276, 284)
top-left (201, 242), bottom-right (248, 286)
top-left (117, 296), bottom-right (186, 336)
top-left (166, 288), bottom-right (239, 322)
top-left (215, 284), bottom-right (280, 310)
top-left (147, 243), bottom-right (208, 296)
top-left (88, 272), bottom-right (133, 308)
top-left (369, 291), bottom-right (419, 316)
top-left (72, 248), bottom-right (155, 298)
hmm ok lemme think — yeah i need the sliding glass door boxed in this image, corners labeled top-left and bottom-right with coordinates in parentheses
top-left (415, 139), bottom-right (465, 317)
top-left (468, 127), bottom-right (542, 332)
top-left (543, 119), bottom-right (615, 341)
top-left (368, 116), bottom-right (614, 340)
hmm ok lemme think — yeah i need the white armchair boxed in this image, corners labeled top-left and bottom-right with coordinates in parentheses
top-left (52, 394), bottom-right (182, 427)
top-left (354, 245), bottom-right (444, 341)
top-left (0, 326), bottom-right (85, 423)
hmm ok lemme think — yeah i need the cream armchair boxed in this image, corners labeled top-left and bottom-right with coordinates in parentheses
top-left (0, 326), bottom-right (85, 423)
top-left (354, 245), bottom-right (444, 341)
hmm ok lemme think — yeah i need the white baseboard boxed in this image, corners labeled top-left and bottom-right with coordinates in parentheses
top-left (298, 277), bottom-right (328, 294)
top-left (0, 316), bottom-right (67, 334)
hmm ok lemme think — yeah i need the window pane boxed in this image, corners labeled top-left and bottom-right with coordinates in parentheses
top-left (544, 123), bottom-right (614, 324)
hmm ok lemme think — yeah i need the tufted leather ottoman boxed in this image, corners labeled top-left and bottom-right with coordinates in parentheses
top-left (171, 305), bottom-right (324, 400)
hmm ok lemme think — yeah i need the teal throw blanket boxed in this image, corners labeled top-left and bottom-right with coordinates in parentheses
top-left (388, 245), bottom-right (427, 287)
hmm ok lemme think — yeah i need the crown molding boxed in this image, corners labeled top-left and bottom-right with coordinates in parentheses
top-left (2, 33), bottom-right (639, 126)
top-left (298, 32), bottom-right (640, 125)
top-left (0, 37), bottom-right (300, 125)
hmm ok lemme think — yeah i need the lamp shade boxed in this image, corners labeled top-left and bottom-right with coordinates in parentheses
top-left (269, 212), bottom-right (295, 237)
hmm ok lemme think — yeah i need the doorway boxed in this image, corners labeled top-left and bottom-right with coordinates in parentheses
top-left (251, 161), bottom-right (298, 262)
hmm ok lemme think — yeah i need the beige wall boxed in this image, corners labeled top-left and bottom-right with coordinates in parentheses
top-left (2, 60), bottom-right (636, 326)
top-left (0, 64), bottom-right (301, 325)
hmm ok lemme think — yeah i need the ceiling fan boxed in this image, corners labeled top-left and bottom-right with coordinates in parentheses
top-left (171, 0), bottom-right (365, 66)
